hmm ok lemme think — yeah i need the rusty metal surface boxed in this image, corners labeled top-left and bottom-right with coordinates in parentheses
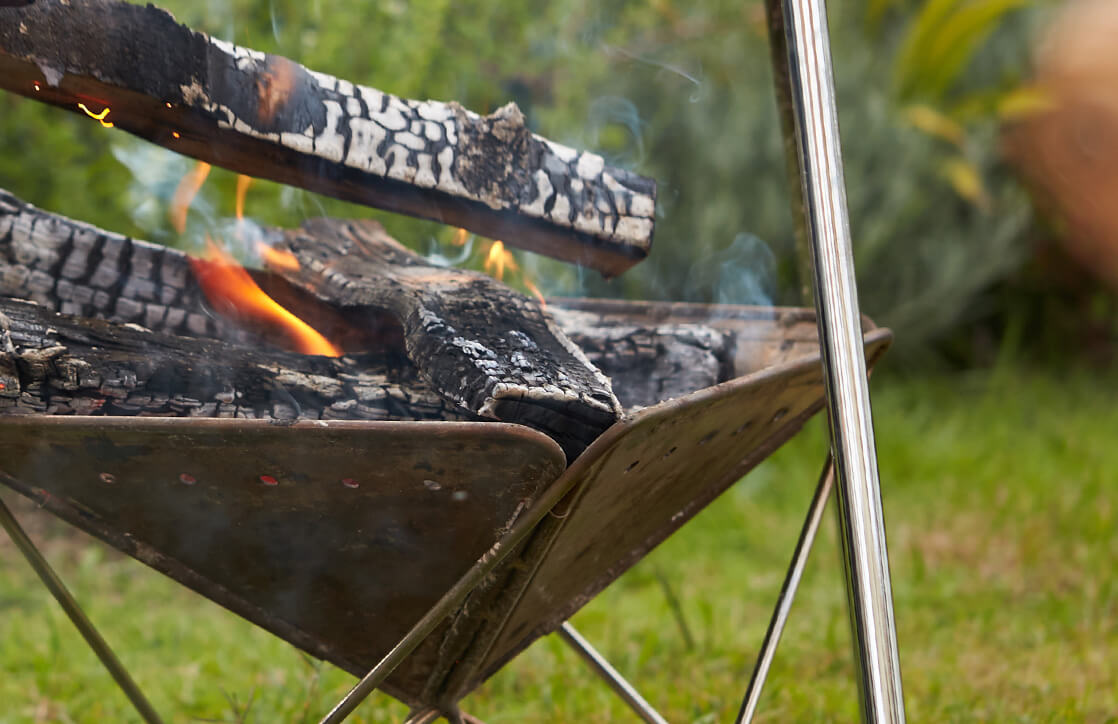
top-left (0, 299), bottom-right (890, 711)
top-left (0, 418), bottom-right (566, 704)
top-left (468, 328), bottom-right (892, 688)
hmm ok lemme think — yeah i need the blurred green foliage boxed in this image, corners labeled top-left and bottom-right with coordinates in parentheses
top-left (0, 0), bottom-right (1053, 362)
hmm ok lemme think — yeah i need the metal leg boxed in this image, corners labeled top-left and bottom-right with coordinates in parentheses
top-left (764, 0), bottom-right (906, 721)
top-left (317, 467), bottom-right (587, 724)
top-left (736, 457), bottom-right (834, 724)
top-left (403, 707), bottom-right (442, 724)
top-left (556, 622), bottom-right (668, 724)
top-left (0, 496), bottom-right (165, 724)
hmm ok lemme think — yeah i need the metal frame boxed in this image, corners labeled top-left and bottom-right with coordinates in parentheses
top-left (317, 0), bottom-right (906, 720)
top-left (0, 0), bottom-right (905, 720)
top-left (556, 623), bottom-right (669, 724)
top-left (0, 496), bottom-right (164, 724)
top-left (764, 0), bottom-right (906, 720)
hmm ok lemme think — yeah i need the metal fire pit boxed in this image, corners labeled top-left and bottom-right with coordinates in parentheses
top-left (0, 299), bottom-right (890, 714)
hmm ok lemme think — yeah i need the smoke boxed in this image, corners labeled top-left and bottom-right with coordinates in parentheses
top-left (685, 232), bottom-right (777, 308)
top-left (111, 143), bottom-right (214, 248)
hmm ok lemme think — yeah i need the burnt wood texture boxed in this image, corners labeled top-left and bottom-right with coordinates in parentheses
top-left (272, 219), bottom-right (621, 458)
top-left (0, 0), bottom-right (656, 276)
top-left (0, 296), bottom-right (467, 422)
top-left (0, 189), bottom-right (623, 458)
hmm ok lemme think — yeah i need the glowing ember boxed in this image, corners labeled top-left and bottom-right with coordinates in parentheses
top-left (33, 82), bottom-right (40, 92)
top-left (179, 473), bottom-right (197, 485)
top-left (484, 240), bottom-right (516, 281)
top-left (172, 131), bottom-right (181, 139)
top-left (190, 236), bottom-right (341, 357)
top-left (259, 475), bottom-right (279, 486)
top-left (257, 243), bottom-right (300, 272)
top-left (169, 160), bottom-right (212, 233)
top-left (235, 174), bottom-right (254, 221)
top-left (341, 478), bottom-right (359, 489)
top-left (451, 227), bottom-right (469, 246)
top-left (77, 102), bottom-right (114, 128)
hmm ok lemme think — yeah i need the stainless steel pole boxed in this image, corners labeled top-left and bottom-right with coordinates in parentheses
top-left (735, 457), bottom-right (834, 724)
top-left (764, 0), bottom-right (906, 720)
top-left (556, 622), bottom-right (669, 724)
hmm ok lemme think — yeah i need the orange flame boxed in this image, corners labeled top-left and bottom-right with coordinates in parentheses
top-left (526, 281), bottom-right (547, 309)
top-left (451, 227), bottom-right (469, 246)
top-left (257, 243), bottom-right (300, 272)
top-left (478, 239), bottom-right (545, 307)
top-left (484, 240), bottom-right (517, 281)
top-left (190, 236), bottom-right (340, 357)
top-left (235, 174), bottom-right (254, 221)
top-left (77, 102), bottom-right (114, 128)
top-left (169, 161), bottom-right (212, 233)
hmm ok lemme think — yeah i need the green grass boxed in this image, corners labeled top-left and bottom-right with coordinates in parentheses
top-left (2, 366), bottom-right (1117, 722)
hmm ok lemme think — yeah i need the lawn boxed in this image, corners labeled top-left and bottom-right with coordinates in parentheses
top-left (2, 366), bottom-right (1116, 722)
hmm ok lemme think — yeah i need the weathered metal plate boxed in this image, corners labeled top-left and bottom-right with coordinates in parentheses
top-left (0, 418), bottom-right (565, 703)
top-left (469, 328), bottom-right (892, 687)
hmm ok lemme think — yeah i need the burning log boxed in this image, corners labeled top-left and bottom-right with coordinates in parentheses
top-left (0, 0), bottom-right (657, 276)
top-left (270, 218), bottom-right (621, 457)
top-left (0, 296), bottom-right (465, 422)
top-left (2, 188), bottom-right (768, 460)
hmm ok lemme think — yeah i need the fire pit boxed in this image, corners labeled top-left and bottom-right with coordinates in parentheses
top-left (0, 0), bottom-right (901, 721)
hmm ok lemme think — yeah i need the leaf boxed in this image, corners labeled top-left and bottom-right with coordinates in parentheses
top-left (895, 0), bottom-right (966, 98)
top-left (996, 84), bottom-right (1056, 121)
top-left (896, 0), bottom-right (1035, 101)
top-left (940, 156), bottom-right (992, 210)
top-left (921, 0), bottom-right (1034, 98)
top-left (903, 103), bottom-right (967, 146)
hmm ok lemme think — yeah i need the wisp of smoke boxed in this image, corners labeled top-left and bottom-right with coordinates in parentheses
top-left (685, 232), bottom-right (776, 307)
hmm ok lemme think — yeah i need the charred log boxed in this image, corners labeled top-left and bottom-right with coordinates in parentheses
top-left (272, 219), bottom-right (621, 458)
top-left (0, 0), bottom-right (656, 276)
top-left (0, 297), bottom-right (467, 422)
top-left (0, 189), bottom-right (762, 451)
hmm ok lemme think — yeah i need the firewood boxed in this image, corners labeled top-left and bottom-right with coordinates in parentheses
top-left (0, 296), bottom-right (467, 423)
top-left (0, 0), bottom-right (656, 276)
top-left (1, 188), bottom-right (776, 454)
top-left (271, 218), bottom-right (622, 458)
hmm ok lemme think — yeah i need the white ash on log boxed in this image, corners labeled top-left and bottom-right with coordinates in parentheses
top-left (0, 0), bottom-right (656, 276)
top-left (0, 188), bottom-right (755, 453)
top-left (548, 305), bottom-right (735, 409)
top-left (0, 297), bottom-right (467, 422)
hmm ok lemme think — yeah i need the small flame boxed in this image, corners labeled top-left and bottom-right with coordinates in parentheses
top-left (169, 161), bottom-right (212, 233)
top-left (257, 243), bottom-right (300, 272)
top-left (77, 102), bottom-right (114, 128)
top-left (477, 239), bottom-right (545, 307)
top-left (190, 236), bottom-right (340, 357)
top-left (526, 281), bottom-right (547, 309)
top-left (33, 82), bottom-right (40, 92)
top-left (484, 240), bottom-right (516, 281)
top-left (235, 174), bottom-right (254, 221)
top-left (451, 227), bottom-right (469, 246)
top-left (172, 131), bottom-right (181, 139)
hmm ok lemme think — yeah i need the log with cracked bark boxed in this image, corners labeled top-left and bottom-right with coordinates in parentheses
top-left (0, 0), bottom-right (656, 276)
top-left (271, 218), bottom-right (621, 458)
top-left (0, 189), bottom-right (754, 455)
top-left (0, 296), bottom-right (468, 422)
